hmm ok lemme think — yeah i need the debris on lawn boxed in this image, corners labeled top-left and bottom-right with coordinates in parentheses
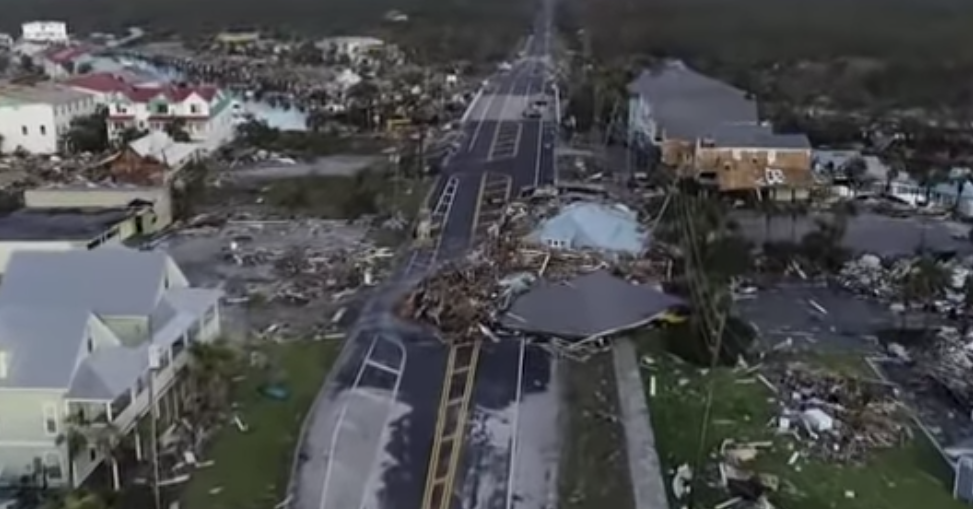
top-left (766, 361), bottom-right (911, 463)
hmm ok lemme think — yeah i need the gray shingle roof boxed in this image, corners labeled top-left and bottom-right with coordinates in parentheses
top-left (0, 306), bottom-right (91, 390)
top-left (0, 248), bottom-right (168, 316)
top-left (502, 271), bottom-right (683, 338)
top-left (708, 124), bottom-right (810, 149)
top-left (629, 62), bottom-right (758, 140)
top-left (0, 248), bottom-right (221, 395)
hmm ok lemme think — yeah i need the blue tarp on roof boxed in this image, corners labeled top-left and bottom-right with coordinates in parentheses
top-left (529, 202), bottom-right (649, 255)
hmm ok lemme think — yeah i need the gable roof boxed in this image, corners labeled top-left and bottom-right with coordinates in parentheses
top-left (64, 72), bottom-right (146, 93)
top-left (629, 61), bottom-right (758, 140)
top-left (128, 131), bottom-right (200, 168)
top-left (502, 271), bottom-right (683, 338)
top-left (121, 85), bottom-right (219, 103)
top-left (0, 248), bottom-right (168, 316)
top-left (0, 306), bottom-right (91, 390)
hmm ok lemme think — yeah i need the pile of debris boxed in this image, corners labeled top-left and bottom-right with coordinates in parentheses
top-left (836, 253), bottom-right (911, 298)
top-left (837, 252), bottom-right (973, 313)
top-left (766, 362), bottom-right (910, 463)
top-left (396, 226), bottom-right (667, 343)
top-left (912, 326), bottom-right (973, 411)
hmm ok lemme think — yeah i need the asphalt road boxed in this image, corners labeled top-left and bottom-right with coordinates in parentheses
top-left (290, 15), bottom-right (559, 509)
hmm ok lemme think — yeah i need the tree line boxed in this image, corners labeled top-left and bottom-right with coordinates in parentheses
top-left (566, 0), bottom-right (973, 114)
top-left (1, 0), bottom-right (531, 65)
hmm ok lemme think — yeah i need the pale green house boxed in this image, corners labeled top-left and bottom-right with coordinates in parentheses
top-left (0, 247), bottom-right (222, 488)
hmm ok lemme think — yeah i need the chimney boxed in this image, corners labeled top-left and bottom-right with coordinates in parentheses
top-left (0, 350), bottom-right (7, 379)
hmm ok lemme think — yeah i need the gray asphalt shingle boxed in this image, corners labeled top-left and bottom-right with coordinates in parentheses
top-left (502, 271), bottom-right (683, 338)
top-left (629, 62), bottom-right (758, 140)
top-left (0, 248), bottom-right (168, 316)
top-left (0, 306), bottom-right (91, 389)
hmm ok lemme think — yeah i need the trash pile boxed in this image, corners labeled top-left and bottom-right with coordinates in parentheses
top-left (395, 197), bottom-right (667, 344)
top-left (837, 252), bottom-right (972, 313)
top-left (836, 253), bottom-right (909, 298)
top-left (765, 362), bottom-right (910, 463)
top-left (179, 219), bottom-right (392, 307)
top-left (912, 326), bottom-right (973, 411)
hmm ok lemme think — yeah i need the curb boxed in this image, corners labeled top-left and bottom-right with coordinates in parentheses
top-left (612, 339), bottom-right (671, 509)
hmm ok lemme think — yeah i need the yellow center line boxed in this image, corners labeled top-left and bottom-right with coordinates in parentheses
top-left (437, 342), bottom-right (482, 507)
top-left (421, 347), bottom-right (459, 509)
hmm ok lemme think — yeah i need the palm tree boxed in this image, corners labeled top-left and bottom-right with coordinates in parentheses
top-left (56, 425), bottom-right (88, 489)
top-left (899, 257), bottom-right (950, 329)
top-left (183, 342), bottom-right (237, 436)
top-left (89, 424), bottom-right (123, 491)
top-left (58, 416), bottom-right (123, 491)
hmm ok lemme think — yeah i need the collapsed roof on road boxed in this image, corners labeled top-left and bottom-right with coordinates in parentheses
top-left (501, 270), bottom-right (683, 339)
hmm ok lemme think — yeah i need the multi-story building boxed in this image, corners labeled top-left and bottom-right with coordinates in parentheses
top-left (20, 21), bottom-right (69, 44)
top-left (628, 61), bottom-right (813, 200)
top-left (105, 85), bottom-right (237, 153)
top-left (0, 248), bottom-right (222, 488)
top-left (0, 83), bottom-right (98, 154)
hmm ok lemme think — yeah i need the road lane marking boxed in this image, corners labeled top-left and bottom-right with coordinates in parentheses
top-left (505, 339), bottom-right (527, 509)
top-left (319, 335), bottom-right (406, 509)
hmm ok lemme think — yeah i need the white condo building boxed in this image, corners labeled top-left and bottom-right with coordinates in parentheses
top-left (0, 83), bottom-right (98, 154)
top-left (20, 21), bottom-right (69, 44)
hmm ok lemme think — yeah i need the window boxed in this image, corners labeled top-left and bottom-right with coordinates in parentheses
top-left (42, 403), bottom-right (58, 435)
top-left (88, 449), bottom-right (96, 462)
top-left (20, 126), bottom-right (27, 135)
top-left (156, 104), bottom-right (169, 114)
top-left (86, 337), bottom-right (93, 352)
top-left (136, 374), bottom-right (146, 395)
top-left (112, 122), bottom-right (125, 130)
top-left (172, 336), bottom-right (186, 358)
top-left (190, 104), bottom-right (200, 114)
top-left (44, 453), bottom-right (63, 481)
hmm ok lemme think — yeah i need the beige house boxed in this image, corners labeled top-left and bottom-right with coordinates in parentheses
top-left (0, 248), bottom-right (222, 487)
top-left (628, 61), bottom-right (814, 199)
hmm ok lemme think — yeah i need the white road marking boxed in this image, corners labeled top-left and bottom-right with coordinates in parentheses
top-left (505, 339), bottom-right (527, 509)
top-left (364, 359), bottom-right (402, 376)
top-left (318, 334), bottom-right (407, 509)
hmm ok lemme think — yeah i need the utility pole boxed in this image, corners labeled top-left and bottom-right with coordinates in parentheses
top-left (148, 346), bottom-right (162, 509)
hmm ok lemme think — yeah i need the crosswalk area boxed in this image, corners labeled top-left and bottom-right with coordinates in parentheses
top-left (488, 122), bottom-right (523, 161)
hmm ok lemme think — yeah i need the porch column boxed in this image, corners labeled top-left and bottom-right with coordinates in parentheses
top-left (134, 428), bottom-right (143, 461)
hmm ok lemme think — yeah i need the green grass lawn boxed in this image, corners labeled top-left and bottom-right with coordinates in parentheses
top-left (558, 351), bottom-right (635, 509)
top-left (637, 336), bottom-right (964, 509)
top-left (182, 340), bottom-right (341, 509)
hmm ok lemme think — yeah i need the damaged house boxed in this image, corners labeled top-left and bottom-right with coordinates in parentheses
top-left (628, 61), bottom-right (813, 201)
top-left (0, 248), bottom-right (222, 488)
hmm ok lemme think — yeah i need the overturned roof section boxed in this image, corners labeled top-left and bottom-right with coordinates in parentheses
top-left (502, 271), bottom-right (683, 339)
top-left (529, 202), bottom-right (649, 256)
top-left (628, 61), bottom-right (758, 140)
